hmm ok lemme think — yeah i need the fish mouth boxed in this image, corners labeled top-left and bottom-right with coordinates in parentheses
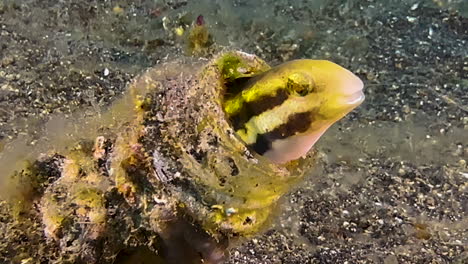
top-left (339, 71), bottom-right (364, 106)
top-left (345, 90), bottom-right (365, 106)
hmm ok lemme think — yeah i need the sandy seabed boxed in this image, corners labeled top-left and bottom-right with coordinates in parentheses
top-left (0, 0), bottom-right (466, 263)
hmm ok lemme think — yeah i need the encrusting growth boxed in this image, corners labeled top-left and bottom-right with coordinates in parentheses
top-left (0, 51), bottom-right (363, 264)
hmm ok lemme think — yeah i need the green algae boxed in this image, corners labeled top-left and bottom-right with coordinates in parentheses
top-left (5, 156), bottom-right (62, 218)
top-left (74, 187), bottom-right (104, 209)
top-left (216, 52), bottom-right (270, 83)
top-left (186, 23), bottom-right (213, 56)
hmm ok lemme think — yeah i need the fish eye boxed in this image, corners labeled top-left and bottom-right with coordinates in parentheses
top-left (288, 83), bottom-right (308, 96)
top-left (295, 84), bottom-right (309, 96)
top-left (286, 74), bottom-right (315, 97)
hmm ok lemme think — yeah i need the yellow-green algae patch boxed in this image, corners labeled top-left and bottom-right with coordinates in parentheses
top-left (217, 52), bottom-right (270, 82)
top-left (0, 60), bottom-right (157, 211)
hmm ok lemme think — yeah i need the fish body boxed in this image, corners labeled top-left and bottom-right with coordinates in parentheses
top-left (223, 59), bottom-right (364, 164)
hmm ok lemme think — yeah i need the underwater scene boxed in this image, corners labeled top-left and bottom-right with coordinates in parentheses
top-left (0, 0), bottom-right (466, 263)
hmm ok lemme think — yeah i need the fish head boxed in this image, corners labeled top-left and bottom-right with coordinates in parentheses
top-left (223, 59), bottom-right (365, 164)
top-left (255, 59), bottom-right (365, 163)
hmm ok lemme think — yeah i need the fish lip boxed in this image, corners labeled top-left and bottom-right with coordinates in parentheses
top-left (344, 90), bottom-right (365, 105)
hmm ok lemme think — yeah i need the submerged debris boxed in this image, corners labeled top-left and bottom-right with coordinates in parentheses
top-left (0, 51), bottom-right (319, 263)
top-left (186, 15), bottom-right (213, 55)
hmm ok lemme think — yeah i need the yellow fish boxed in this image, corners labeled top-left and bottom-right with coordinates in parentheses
top-left (223, 60), bottom-right (364, 164)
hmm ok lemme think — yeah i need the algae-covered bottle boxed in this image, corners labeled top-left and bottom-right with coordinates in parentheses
top-left (0, 51), bottom-right (364, 264)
